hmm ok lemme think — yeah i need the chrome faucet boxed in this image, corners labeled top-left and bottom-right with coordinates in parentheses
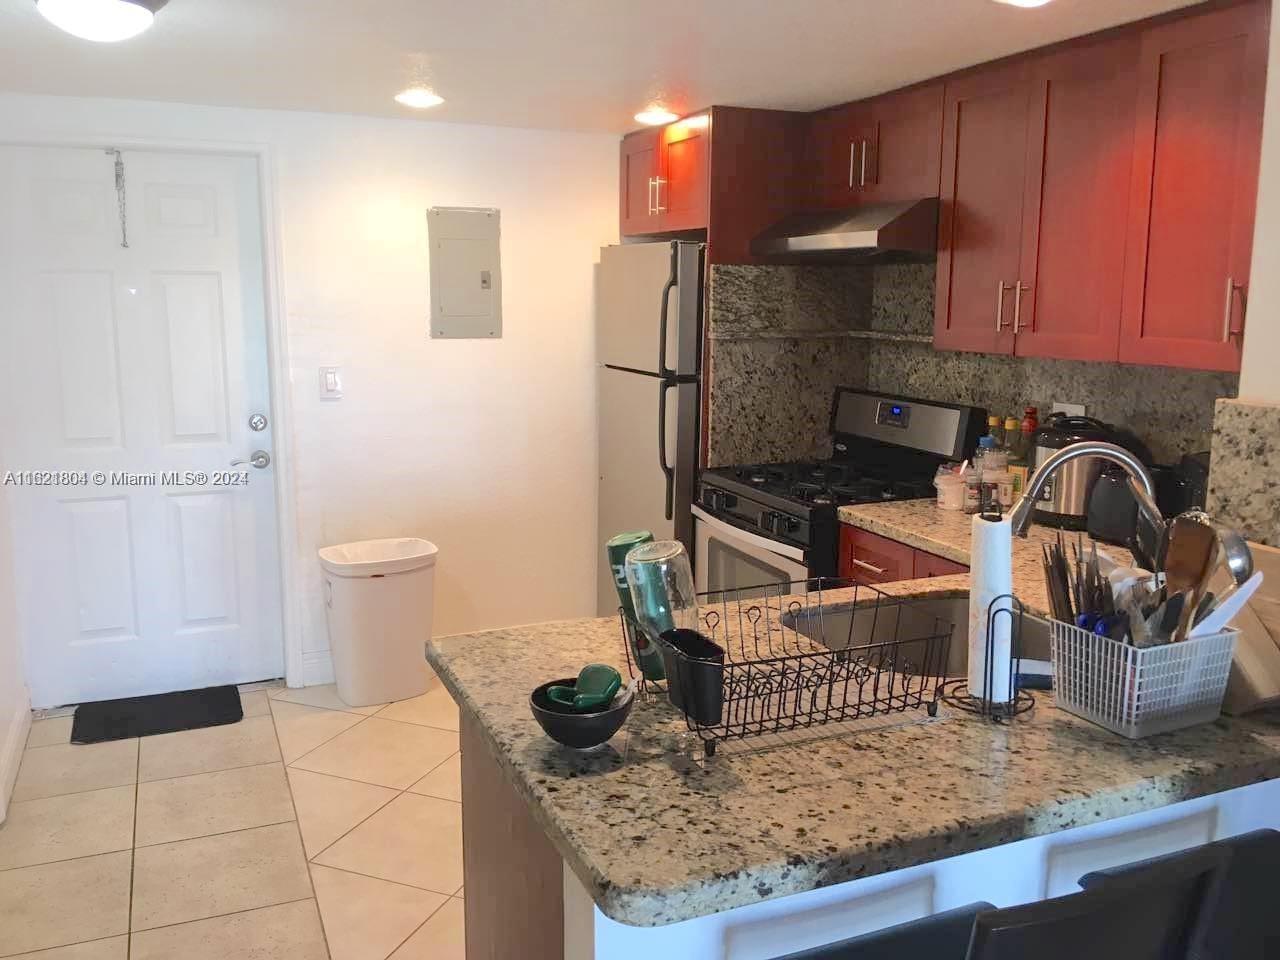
top-left (1008, 441), bottom-right (1163, 539)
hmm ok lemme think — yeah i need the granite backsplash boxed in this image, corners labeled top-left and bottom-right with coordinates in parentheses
top-left (705, 262), bottom-right (1238, 467)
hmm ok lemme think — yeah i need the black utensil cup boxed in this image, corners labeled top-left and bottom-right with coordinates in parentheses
top-left (658, 629), bottom-right (725, 726)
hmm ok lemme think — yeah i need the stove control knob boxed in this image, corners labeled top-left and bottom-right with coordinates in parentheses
top-left (703, 488), bottom-right (724, 510)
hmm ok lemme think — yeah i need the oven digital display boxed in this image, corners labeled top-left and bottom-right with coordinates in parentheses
top-left (876, 401), bottom-right (911, 429)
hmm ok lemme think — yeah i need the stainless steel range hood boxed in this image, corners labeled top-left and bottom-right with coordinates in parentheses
top-left (750, 198), bottom-right (940, 263)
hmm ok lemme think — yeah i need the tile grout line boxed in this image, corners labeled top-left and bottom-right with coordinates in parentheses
top-left (278, 713), bottom-right (373, 768)
top-left (381, 892), bottom-right (454, 960)
top-left (133, 817), bottom-right (299, 851)
top-left (285, 757), bottom-right (461, 800)
top-left (308, 860), bottom-right (460, 900)
top-left (128, 737), bottom-right (140, 960)
top-left (130, 895), bottom-right (316, 938)
top-left (270, 691), bottom-right (334, 960)
top-left (0, 933), bottom-right (125, 960)
top-left (11, 757), bottom-right (285, 805)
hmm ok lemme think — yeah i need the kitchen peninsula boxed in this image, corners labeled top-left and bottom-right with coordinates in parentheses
top-left (427, 503), bottom-right (1280, 960)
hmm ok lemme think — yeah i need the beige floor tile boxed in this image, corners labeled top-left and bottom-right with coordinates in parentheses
top-left (0, 785), bottom-right (134, 870)
top-left (11, 740), bottom-right (138, 802)
top-left (314, 793), bottom-right (462, 895)
top-left (390, 898), bottom-right (465, 960)
top-left (24, 717), bottom-right (73, 749)
top-left (138, 715), bottom-right (279, 782)
top-left (310, 864), bottom-right (446, 960)
top-left (375, 683), bottom-right (459, 731)
top-left (270, 699), bottom-right (366, 764)
top-left (130, 821), bottom-right (312, 931)
top-left (5, 935), bottom-right (129, 959)
top-left (135, 763), bottom-right (295, 847)
top-left (407, 753), bottom-right (460, 803)
top-left (289, 717), bottom-right (458, 790)
top-left (0, 851), bottom-right (131, 955)
top-left (286, 768), bottom-right (398, 858)
top-left (130, 898), bottom-right (328, 960)
top-left (240, 689), bottom-right (271, 717)
top-left (455, 885), bottom-right (464, 898)
top-left (270, 683), bottom-right (384, 715)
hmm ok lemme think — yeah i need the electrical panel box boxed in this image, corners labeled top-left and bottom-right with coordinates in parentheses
top-left (428, 206), bottom-right (502, 339)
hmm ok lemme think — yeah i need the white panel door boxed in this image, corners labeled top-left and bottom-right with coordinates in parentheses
top-left (0, 146), bottom-right (283, 707)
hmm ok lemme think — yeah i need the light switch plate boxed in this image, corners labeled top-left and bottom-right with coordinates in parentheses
top-left (319, 366), bottom-right (343, 400)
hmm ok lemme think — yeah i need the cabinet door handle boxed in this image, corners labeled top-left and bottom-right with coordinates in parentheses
top-left (848, 142), bottom-right (856, 189)
top-left (1222, 276), bottom-right (1245, 340)
top-left (859, 140), bottom-right (868, 188)
top-left (995, 281), bottom-right (1013, 331)
top-left (850, 557), bottom-right (886, 575)
top-left (1013, 281), bottom-right (1029, 334)
top-left (654, 176), bottom-right (666, 213)
top-left (647, 177), bottom-right (655, 216)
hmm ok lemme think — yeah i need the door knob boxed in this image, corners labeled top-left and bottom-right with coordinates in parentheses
top-left (231, 451), bottom-right (271, 469)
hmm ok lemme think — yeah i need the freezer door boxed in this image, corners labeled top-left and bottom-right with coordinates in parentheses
top-left (597, 241), bottom-right (701, 377)
top-left (596, 368), bottom-right (698, 617)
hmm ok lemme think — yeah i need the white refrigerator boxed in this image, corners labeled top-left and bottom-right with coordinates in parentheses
top-left (595, 241), bottom-right (704, 617)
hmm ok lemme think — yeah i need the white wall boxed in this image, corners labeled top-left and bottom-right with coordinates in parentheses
top-left (0, 442), bottom-right (31, 820)
top-left (0, 93), bottom-right (618, 685)
top-left (1240, 7), bottom-right (1280, 402)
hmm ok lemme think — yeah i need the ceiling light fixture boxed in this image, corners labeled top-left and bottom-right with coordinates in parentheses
top-left (991, 0), bottom-right (1054, 7)
top-left (395, 88), bottom-right (445, 109)
top-left (635, 107), bottom-right (679, 126)
top-left (35, 0), bottom-right (167, 42)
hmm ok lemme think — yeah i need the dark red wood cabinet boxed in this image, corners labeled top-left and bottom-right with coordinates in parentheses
top-left (1119, 1), bottom-right (1269, 371)
top-left (838, 526), bottom-right (969, 584)
top-left (913, 550), bottom-right (969, 580)
top-left (808, 83), bottom-right (943, 209)
top-left (619, 129), bottom-right (662, 236)
top-left (934, 61), bottom-right (1033, 356)
top-left (1013, 36), bottom-right (1139, 362)
top-left (619, 113), bottom-right (710, 236)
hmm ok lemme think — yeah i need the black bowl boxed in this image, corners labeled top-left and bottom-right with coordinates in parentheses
top-left (530, 679), bottom-right (634, 749)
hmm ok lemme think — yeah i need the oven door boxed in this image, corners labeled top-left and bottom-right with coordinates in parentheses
top-left (692, 505), bottom-right (809, 597)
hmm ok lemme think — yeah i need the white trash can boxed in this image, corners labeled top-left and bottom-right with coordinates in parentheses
top-left (318, 538), bottom-right (438, 707)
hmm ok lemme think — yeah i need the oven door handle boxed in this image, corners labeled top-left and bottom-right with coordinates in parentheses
top-left (691, 505), bottom-right (807, 562)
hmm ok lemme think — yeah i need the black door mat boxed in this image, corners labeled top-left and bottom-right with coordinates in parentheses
top-left (71, 685), bottom-right (244, 744)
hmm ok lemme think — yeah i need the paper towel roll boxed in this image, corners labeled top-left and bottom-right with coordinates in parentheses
top-left (968, 513), bottom-right (1014, 704)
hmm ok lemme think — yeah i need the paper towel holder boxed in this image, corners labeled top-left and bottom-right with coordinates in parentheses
top-left (941, 593), bottom-right (1036, 720)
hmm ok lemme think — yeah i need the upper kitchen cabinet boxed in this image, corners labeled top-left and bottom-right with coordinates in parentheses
top-left (1013, 37), bottom-right (1139, 362)
top-left (1118, 1), bottom-right (1268, 372)
top-left (660, 114), bottom-right (711, 232)
top-left (619, 128), bottom-right (663, 236)
top-left (618, 112), bottom-right (711, 236)
top-left (934, 61), bottom-right (1034, 355)
top-left (807, 83), bottom-right (943, 208)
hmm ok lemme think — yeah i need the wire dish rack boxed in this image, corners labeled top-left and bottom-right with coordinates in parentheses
top-left (620, 578), bottom-right (954, 756)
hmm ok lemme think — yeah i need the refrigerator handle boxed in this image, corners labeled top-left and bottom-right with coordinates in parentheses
top-left (658, 380), bottom-right (675, 521)
top-left (657, 244), bottom-right (679, 380)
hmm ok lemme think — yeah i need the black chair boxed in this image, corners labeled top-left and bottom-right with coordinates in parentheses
top-left (772, 844), bottom-right (1225, 960)
top-left (1079, 828), bottom-right (1280, 960)
top-left (968, 844), bottom-right (1226, 960)
top-left (773, 902), bottom-right (994, 960)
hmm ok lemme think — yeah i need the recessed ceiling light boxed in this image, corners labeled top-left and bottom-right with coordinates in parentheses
top-left (35, 0), bottom-right (167, 42)
top-left (991, 0), bottom-right (1054, 6)
top-left (395, 88), bottom-right (445, 109)
top-left (635, 107), bottom-right (679, 126)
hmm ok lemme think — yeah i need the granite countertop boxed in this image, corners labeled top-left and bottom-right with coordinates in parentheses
top-left (426, 504), bottom-right (1280, 928)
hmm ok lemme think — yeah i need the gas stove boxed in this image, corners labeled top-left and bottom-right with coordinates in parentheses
top-left (694, 390), bottom-right (986, 583)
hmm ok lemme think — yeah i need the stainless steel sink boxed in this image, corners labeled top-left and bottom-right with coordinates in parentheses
top-left (793, 595), bottom-right (1051, 677)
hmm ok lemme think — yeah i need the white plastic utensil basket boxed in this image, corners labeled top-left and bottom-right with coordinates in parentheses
top-left (1049, 619), bottom-right (1237, 739)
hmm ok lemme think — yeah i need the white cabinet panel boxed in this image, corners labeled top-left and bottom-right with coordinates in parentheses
top-left (1042, 806), bottom-right (1217, 897)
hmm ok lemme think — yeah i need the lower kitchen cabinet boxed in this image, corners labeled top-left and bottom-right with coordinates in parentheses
top-left (840, 525), bottom-right (968, 584)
